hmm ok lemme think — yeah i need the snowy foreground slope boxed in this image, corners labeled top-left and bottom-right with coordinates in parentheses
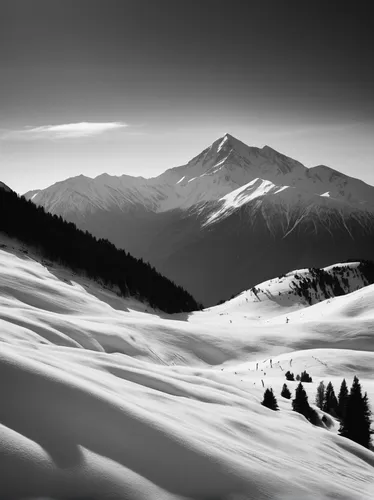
top-left (1, 238), bottom-right (374, 499)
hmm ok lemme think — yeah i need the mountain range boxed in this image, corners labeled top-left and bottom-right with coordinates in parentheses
top-left (1, 183), bottom-right (374, 499)
top-left (25, 133), bottom-right (374, 306)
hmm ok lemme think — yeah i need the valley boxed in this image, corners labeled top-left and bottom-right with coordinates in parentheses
top-left (25, 134), bottom-right (374, 306)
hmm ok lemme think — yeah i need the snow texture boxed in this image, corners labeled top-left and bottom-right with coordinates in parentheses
top-left (1, 234), bottom-right (374, 499)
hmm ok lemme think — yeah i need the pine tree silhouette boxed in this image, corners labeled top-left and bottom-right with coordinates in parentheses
top-left (339, 376), bottom-right (372, 449)
top-left (300, 370), bottom-right (312, 383)
top-left (285, 371), bottom-right (294, 381)
top-left (337, 378), bottom-right (349, 420)
top-left (315, 381), bottom-right (325, 410)
top-left (281, 383), bottom-right (291, 399)
top-left (292, 383), bottom-right (309, 416)
top-left (261, 388), bottom-right (279, 411)
top-left (323, 381), bottom-right (338, 416)
top-left (362, 393), bottom-right (372, 447)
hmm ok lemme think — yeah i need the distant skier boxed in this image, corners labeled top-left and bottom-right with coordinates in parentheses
top-left (286, 317), bottom-right (289, 324)
top-left (256, 362), bottom-right (258, 371)
top-left (270, 359), bottom-right (272, 368)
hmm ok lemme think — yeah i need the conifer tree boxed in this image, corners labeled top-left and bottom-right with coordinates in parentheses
top-left (281, 383), bottom-right (291, 399)
top-left (300, 370), bottom-right (312, 383)
top-left (339, 376), bottom-right (372, 449)
top-left (285, 371), bottom-right (294, 381)
top-left (323, 381), bottom-right (338, 416)
top-left (362, 393), bottom-right (372, 447)
top-left (315, 381), bottom-right (325, 410)
top-left (292, 383), bottom-right (309, 417)
top-left (261, 388), bottom-right (279, 411)
top-left (337, 378), bottom-right (349, 420)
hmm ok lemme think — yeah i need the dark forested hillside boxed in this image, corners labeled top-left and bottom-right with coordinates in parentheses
top-left (0, 188), bottom-right (200, 313)
top-left (291, 263), bottom-right (374, 305)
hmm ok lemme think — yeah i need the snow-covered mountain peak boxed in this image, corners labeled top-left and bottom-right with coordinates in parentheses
top-left (168, 134), bottom-right (312, 191)
top-left (156, 134), bottom-right (311, 204)
top-left (186, 133), bottom-right (257, 173)
top-left (216, 132), bottom-right (253, 155)
top-left (25, 133), bottom-right (374, 219)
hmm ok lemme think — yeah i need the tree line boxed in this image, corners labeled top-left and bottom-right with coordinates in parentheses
top-left (285, 370), bottom-right (312, 382)
top-left (0, 188), bottom-right (201, 313)
top-left (292, 263), bottom-right (374, 305)
top-left (262, 376), bottom-right (372, 449)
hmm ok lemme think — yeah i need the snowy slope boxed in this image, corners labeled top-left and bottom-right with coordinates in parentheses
top-left (203, 177), bottom-right (374, 231)
top-left (211, 261), bottom-right (373, 316)
top-left (1, 236), bottom-right (374, 499)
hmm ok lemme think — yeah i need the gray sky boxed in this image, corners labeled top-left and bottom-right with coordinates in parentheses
top-left (1, 0), bottom-right (373, 193)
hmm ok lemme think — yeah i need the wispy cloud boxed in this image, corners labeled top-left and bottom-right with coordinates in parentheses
top-left (2, 122), bottom-right (128, 140)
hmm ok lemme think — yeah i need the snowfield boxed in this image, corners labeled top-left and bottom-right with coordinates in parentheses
top-left (1, 235), bottom-right (374, 499)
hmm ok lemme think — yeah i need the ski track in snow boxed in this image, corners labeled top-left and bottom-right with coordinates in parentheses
top-left (1, 235), bottom-right (374, 499)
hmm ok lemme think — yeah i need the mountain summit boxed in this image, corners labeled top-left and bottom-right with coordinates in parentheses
top-left (26, 133), bottom-right (374, 215)
top-left (25, 134), bottom-right (374, 305)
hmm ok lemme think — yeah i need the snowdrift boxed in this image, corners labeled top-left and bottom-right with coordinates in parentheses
top-left (1, 237), bottom-right (374, 499)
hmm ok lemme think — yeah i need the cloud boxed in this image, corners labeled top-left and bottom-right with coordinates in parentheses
top-left (2, 122), bottom-right (128, 140)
